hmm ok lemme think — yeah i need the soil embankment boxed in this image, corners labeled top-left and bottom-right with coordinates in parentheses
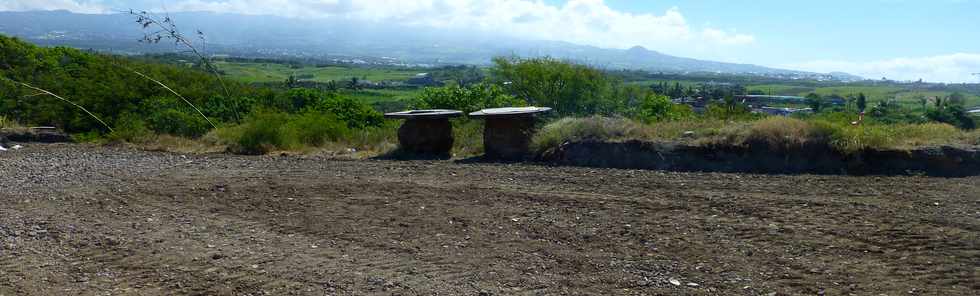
top-left (543, 140), bottom-right (980, 176)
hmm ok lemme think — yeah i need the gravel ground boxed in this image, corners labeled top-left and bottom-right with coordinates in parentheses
top-left (1, 143), bottom-right (978, 295)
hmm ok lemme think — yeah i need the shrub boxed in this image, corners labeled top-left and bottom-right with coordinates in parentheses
top-left (285, 111), bottom-right (350, 147)
top-left (704, 100), bottom-right (757, 121)
top-left (635, 93), bottom-right (694, 122)
top-left (414, 83), bottom-right (525, 114)
top-left (109, 113), bottom-right (153, 143)
top-left (202, 95), bottom-right (254, 122)
top-left (925, 105), bottom-right (976, 130)
top-left (220, 109), bottom-right (351, 155)
top-left (310, 92), bottom-right (384, 129)
top-left (146, 109), bottom-right (211, 138)
top-left (491, 56), bottom-right (622, 116)
top-left (225, 111), bottom-right (291, 155)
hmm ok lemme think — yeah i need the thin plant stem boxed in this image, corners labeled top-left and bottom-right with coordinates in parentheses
top-left (3, 77), bottom-right (114, 133)
top-left (121, 65), bottom-right (218, 129)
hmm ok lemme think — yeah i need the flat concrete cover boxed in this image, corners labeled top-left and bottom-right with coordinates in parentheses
top-left (469, 107), bottom-right (552, 117)
top-left (384, 109), bottom-right (463, 119)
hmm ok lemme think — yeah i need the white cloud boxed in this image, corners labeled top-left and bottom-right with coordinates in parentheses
top-left (787, 53), bottom-right (980, 83)
top-left (0, 0), bottom-right (756, 55)
top-left (0, 0), bottom-right (107, 14)
top-left (701, 28), bottom-right (754, 46)
top-left (164, 0), bottom-right (755, 53)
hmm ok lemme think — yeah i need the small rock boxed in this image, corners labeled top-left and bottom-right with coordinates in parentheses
top-left (686, 282), bottom-right (699, 287)
top-left (668, 278), bottom-right (681, 286)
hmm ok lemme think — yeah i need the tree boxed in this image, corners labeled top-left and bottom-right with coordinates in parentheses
top-left (805, 93), bottom-right (825, 113)
top-left (856, 93), bottom-right (868, 112)
top-left (490, 56), bottom-right (621, 116)
top-left (636, 93), bottom-right (692, 122)
top-left (413, 83), bottom-right (525, 114)
top-left (284, 75), bottom-right (298, 88)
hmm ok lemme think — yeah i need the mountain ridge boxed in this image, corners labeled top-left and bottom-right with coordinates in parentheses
top-left (0, 10), bottom-right (862, 81)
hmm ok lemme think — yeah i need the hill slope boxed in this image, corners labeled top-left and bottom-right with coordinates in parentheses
top-left (0, 10), bottom-right (856, 79)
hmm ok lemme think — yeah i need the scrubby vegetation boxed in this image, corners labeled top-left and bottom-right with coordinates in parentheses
top-left (532, 116), bottom-right (980, 155)
top-left (2, 34), bottom-right (978, 158)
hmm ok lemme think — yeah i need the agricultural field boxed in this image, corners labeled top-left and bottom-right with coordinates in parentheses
top-left (747, 84), bottom-right (980, 108)
top-left (216, 62), bottom-right (423, 84)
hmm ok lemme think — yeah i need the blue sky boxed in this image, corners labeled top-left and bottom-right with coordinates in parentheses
top-left (599, 0), bottom-right (980, 62)
top-left (2, 0), bottom-right (979, 82)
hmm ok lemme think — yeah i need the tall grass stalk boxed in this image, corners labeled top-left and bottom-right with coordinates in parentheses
top-left (3, 78), bottom-right (114, 133)
top-left (122, 65), bottom-right (217, 129)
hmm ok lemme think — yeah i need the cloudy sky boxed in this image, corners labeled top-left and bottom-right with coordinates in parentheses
top-left (2, 0), bottom-right (979, 82)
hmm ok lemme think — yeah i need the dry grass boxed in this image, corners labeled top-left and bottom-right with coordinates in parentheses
top-left (532, 116), bottom-right (980, 155)
top-left (0, 116), bottom-right (26, 131)
top-left (698, 117), bottom-right (829, 150)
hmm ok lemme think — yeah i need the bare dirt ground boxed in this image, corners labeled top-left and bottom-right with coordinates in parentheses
top-left (1, 144), bottom-right (977, 295)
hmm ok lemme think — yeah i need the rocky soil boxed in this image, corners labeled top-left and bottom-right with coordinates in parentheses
top-left (1, 144), bottom-right (977, 295)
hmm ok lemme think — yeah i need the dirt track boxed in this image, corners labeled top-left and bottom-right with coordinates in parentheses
top-left (1, 144), bottom-right (977, 295)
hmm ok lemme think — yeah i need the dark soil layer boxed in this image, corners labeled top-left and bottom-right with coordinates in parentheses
top-left (0, 128), bottom-right (71, 143)
top-left (545, 140), bottom-right (980, 177)
top-left (1, 144), bottom-right (978, 295)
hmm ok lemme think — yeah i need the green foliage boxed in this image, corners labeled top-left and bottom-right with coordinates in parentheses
top-left (491, 56), bottom-right (624, 116)
top-left (867, 99), bottom-right (925, 125)
top-left (202, 95), bottom-right (254, 122)
top-left (309, 92), bottom-right (384, 128)
top-left (856, 93), bottom-right (868, 112)
top-left (0, 34), bottom-right (258, 135)
top-left (635, 93), bottom-right (693, 122)
top-left (704, 100), bottom-right (757, 121)
top-left (413, 83), bottom-right (525, 114)
top-left (147, 109), bottom-right (211, 138)
top-left (220, 109), bottom-right (350, 155)
top-left (286, 111), bottom-right (351, 147)
top-left (108, 113), bottom-right (153, 143)
top-left (926, 104), bottom-right (976, 130)
top-left (805, 93), bottom-right (825, 113)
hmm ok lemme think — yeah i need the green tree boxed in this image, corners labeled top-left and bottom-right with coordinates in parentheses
top-left (805, 93), bottom-right (825, 113)
top-left (490, 56), bottom-right (621, 116)
top-left (636, 93), bottom-right (692, 122)
top-left (856, 93), bottom-right (868, 112)
top-left (414, 83), bottom-right (525, 114)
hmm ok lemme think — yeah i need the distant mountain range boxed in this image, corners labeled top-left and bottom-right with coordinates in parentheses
top-left (0, 10), bottom-right (862, 81)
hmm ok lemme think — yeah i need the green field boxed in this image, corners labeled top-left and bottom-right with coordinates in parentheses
top-left (218, 62), bottom-right (980, 111)
top-left (746, 84), bottom-right (980, 108)
top-left (216, 62), bottom-right (422, 83)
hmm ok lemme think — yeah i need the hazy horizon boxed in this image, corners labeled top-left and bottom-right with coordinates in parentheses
top-left (2, 0), bottom-right (979, 83)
